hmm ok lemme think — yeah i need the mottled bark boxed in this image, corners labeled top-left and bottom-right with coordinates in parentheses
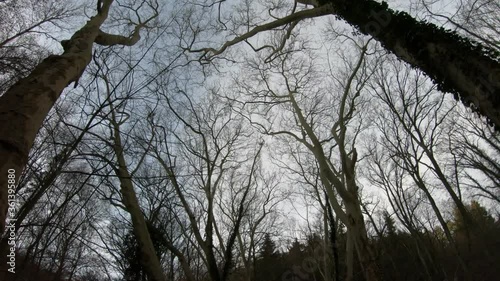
top-left (321, 0), bottom-right (500, 128)
top-left (341, 155), bottom-right (381, 281)
top-left (0, 0), bottom-right (153, 234)
top-left (328, 41), bottom-right (381, 281)
top-left (0, 0), bottom-right (113, 237)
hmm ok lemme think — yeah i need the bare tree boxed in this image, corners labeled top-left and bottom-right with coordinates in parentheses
top-left (448, 108), bottom-right (500, 204)
top-left (0, 75), bottom-right (115, 279)
top-left (225, 156), bottom-right (285, 281)
top-left (418, 0), bottom-right (499, 51)
top-left (0, 0), bottom-right (158, 233)
top-left (187, 0), bottom-right (500, 127)
top-left (368, 56), bottom-right (483, 277)
top-left (144, 78), bottom-right (282, 281)
top-left (229, 32), bottom-right (381, 280)
top-left (364, 144), bottom-right (444, 280)
top-left (0, 0), bottom-right (77, 94)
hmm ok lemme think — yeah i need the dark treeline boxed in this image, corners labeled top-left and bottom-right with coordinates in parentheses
top-left (0, 1), bottom-right (499, 281)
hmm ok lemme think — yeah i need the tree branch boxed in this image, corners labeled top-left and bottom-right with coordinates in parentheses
top-left (190, 4), bottom-right (334, 60)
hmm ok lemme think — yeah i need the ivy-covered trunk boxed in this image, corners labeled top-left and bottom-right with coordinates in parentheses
top-left (323, 0), bottom-right (500, 128)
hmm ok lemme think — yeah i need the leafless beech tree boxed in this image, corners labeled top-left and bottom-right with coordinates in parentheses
top-left (0, 0), bottom-right (159, 234)
top-left (226, 157), bottom-right (284, 281)
top-left (1, 1), bottom-right (499, 280)
top-left (368, 56), bottom-right (490, 278)
top-left (371, 57), bottom-right (479, 225)
top-left (142, 76), bottom-right (285, 281)
top-left (228, 31), bottom-right (382, 280)
top-left (78, 52), bottom-right (168, 281)
top-left (364, 140), bottom-right (444, 280)
top-left (277, 156), bottom-right (339, 281)
top-left (0, 74), bottom-right (114, 279)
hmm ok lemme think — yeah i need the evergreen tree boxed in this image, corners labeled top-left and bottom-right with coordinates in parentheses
top-left (122, 222), bottom-right (169, 281)
top-left (255, 233), bottom-right (283, 281)
top-left (260, 233), bottom-right (279, 259)
top-left (382, 211), bottom-right (397, 237)
top-left (284, 238), bottom-right (304, 271)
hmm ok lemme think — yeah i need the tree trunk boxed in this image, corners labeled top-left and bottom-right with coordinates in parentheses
top-left (0, 0), bottom-right (152, 234)
top-left (344, 200), bottom-right (380, 281)
top-left (323, 211), bottom-right (333, 281)
top-left (323, 0), bottom-right (500, 128)
top-left (111, 113), bottom-right (167, 281)
top-left (326, 196), bottom-right (340, 281)
top-left (0, 0), bottom-right (114, 235)
top-left (345, 231), bottom-right (354, 281)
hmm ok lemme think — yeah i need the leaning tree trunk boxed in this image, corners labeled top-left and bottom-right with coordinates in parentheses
top-left (200, 0), bottom-right (500, 127)
top-left (111, 111), bottom-right (167, 281)
top-left (321, 0), bottom-right (500, 128)
top-left (0, 0), bottom-right (114, 237)
top-left (0, 0), bottom-right (152, 235)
